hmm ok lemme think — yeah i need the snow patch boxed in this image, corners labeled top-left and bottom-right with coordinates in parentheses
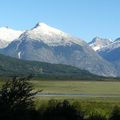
top-left (0, 27), bottom-right (23, 48)
top-left (0, 27), bottom-right (23, 42)
top-left (18, 51), bottom-right (21, 59)
top-left (16, 40), bottom-right (22, 50)
top-left (92, 46), bottom-right (100, 51)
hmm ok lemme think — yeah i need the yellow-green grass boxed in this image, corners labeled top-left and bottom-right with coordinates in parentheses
top-left (0, 80), bottom-right (120, 96)
top-left (31, 80), bottom-right (120, 95)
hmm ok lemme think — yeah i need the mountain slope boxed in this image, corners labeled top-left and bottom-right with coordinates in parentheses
top-left (0, 54), bottom-right (102, 80)
top-left (98, 39), bottom-right (120, 75)
top-left (0, 23), bottom-right (117, 76)
top-left (0, 27), bottom-right (23, 48)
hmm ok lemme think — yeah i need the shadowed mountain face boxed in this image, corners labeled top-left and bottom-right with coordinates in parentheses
top-left (0, 23), bottom-right (117, 76)
top-left (98, 39), bottom-right (120, 75)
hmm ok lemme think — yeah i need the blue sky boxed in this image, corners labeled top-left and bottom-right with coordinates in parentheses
top-left (0, 0), bottom-right (120, 42)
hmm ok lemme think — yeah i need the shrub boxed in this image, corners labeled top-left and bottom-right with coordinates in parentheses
top-left (109, 106), bottom-right (120, 120)
top-left (87, 112), bottom-right (107, 120)
top-left (42, 100), bottom-right (84, 120)
top-left (0, 76), bottom-right (37, 120)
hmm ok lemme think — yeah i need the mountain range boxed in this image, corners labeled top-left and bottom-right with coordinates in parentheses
top-left (0, 23), bottom-right (119, 77)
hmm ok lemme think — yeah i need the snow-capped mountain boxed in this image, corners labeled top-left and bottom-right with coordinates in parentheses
top-left (97, 38), bottom-right (120, 75)
top-left (22, 22), bottom-right (85, 46)
top-left (89, 37), bottom-right (112, 51)
top-left (0, 27), bottom-right (23, 48)
top-left (98, 39), bottom-right (120, 53)
top-left (0, 23), bottom-right (117, 76)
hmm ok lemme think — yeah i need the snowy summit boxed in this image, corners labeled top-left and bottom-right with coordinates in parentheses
top-left (0, 27), bottom-right (23, 48)
top-left (33, 22), bottom-right (65, 35)
top-left (20, 22), bottom-right (84, 46)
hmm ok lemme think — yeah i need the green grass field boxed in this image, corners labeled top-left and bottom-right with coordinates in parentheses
top-left (31, 80), bottom-right (120, 95)
top-left (1, 79), bottom-right (120, 97)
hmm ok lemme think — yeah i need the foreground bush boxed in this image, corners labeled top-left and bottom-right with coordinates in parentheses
top-left (41, 99), bottom-right (85, 120)
top-left (0, 76), bottom-right (37, 120)
top-left (87, 112), bottom-right (107, 120)
top-left (109, 106), bottom-right (120, 120)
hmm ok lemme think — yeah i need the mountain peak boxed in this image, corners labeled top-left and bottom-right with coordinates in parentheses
top-left (89, 37), bottom-right (112, 51)
top-left (30, 22), bottom-right (68, 38)
top-left (34, 22), bottom-right (48, 28)
top-left (115, 37), bottom-right (120, 42)
top-left (91, 37), bottom-right (112, 43)
top-left (16, 22), bottom-right (85, 47)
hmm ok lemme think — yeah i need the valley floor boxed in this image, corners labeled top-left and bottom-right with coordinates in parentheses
top-left (31, 80), bottom-right (120, 95)
top-left (30, 80), bottom-right (120, 119)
